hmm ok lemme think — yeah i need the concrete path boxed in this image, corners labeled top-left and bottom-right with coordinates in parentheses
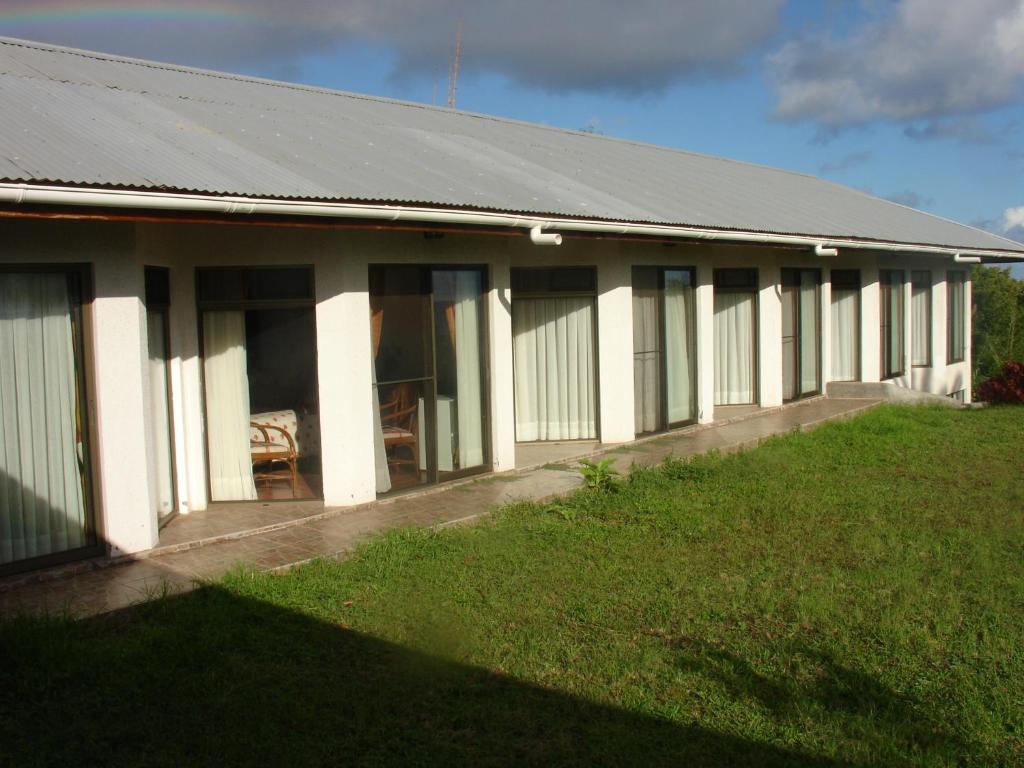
top-left (0, 397), bottom-right (879, 618)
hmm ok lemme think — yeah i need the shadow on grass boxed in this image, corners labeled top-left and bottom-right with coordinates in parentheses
top-left (1, 585), bottom-right (851, 768)
top-left (672, 638), bottom-right (982, 765)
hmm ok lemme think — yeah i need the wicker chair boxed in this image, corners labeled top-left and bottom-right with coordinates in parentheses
top-left (379, 384), bottom-right (419, 479)
top-left (250, 411), bottom-right (301, 496)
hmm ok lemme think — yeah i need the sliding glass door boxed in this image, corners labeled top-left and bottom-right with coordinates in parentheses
top-left (879, 270), bottom-right (905, 379)
top-left (1, 267), bottom-right (97, 573)
top-left (781, 268), bottom-right (821, 401)
top-left (370, 265), bottom-right (488, 494)
top-left (713, 269), bottom-right (758, 405)
top-left (830, 270), bottom-right (860, 382)
top-left (632, 266), bottom-right (696, 434)
top-left (144, 267), bottom-right (177, 524)
top-left (512, 268), bottom-right (597, 442)
top-left (199, 267), bottom-right (321, 502)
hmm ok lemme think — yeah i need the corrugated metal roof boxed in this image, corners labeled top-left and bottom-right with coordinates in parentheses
top-left (1, 36), bottom-right (1021, 253)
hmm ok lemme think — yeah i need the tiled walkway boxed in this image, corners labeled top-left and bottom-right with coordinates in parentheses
top-left (0, 396), bottom-right (880, 618)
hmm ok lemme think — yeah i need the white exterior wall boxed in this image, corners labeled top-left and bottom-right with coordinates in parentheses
top-left (0, 217), bottom-right (979, 564)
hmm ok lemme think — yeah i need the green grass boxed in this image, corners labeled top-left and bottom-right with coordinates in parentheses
top-left (3, 405), bottom-right (1023, 767)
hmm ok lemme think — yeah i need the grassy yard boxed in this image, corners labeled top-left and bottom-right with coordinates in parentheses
top-left (2, 405), bottom-right (1023, 767)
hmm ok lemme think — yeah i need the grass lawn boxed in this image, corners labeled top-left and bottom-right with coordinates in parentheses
top-left (2, 405), bottom-right (1023, 767)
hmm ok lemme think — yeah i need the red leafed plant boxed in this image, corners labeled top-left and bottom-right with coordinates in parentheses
top-left (977, 361), bottom-right (1024, 404)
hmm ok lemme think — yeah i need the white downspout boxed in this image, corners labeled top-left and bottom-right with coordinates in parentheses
top-left (529, 225), bottom-right (562, 246)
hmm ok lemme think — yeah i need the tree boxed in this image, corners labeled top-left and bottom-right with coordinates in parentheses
top-left (971, 265), bottom-right (1024, 388)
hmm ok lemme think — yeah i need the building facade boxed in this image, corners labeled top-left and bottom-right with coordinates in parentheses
top-left (0, 38), bottom-right (1018, 574)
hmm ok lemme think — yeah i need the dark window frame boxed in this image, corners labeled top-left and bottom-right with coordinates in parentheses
top-left (946, 271), bottom-right (966, 363)
top-left (195, 265), bottom-right (322, 504)
top-left (781, 267), bottom-right (822, 402)
top-left (0, 263), bottom-right (104, 576)
top-left (910, 270), bottom-right (932, 368)
top-left (712, 268), bottom-right (760, 406)
top-left (879, 269), bottom-right (906, 379)
top-left (829, 269), bottom-right (861, 382)
top-left (631, 265), bottom-right (698, 435)
top-left (144, 266), bottom-right (178, 528)
top-left (370, 263), bottom-right (493, 492)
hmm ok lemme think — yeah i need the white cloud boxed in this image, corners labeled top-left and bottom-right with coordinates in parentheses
top-left (770, 0), bottom-right (1024, 128)
top-left (1003, 206), bottom-right (1024, 233)
top-left (1, 0), bottom-right (785, 94)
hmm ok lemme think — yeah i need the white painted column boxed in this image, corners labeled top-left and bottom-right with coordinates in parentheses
top-left (488, 252), bottom-right (517, 471)
top-left (821, 270), bottom-right (832, 387)
top-left (758, 263), bottom-right (783, 407)
top-left (316, 253), bottom-right (377, 506)
top-left (932, 270), bottom-right (948, 371)
top-left (92, 254), bottom-right (159, 555)
top-left (860, 265), bottom-right (881, 381)
top-left (696, 264), bottom-right (715, 424)
top-left (597, 254), bottom-right (635, 442)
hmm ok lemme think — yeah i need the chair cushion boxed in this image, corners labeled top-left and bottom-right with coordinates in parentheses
top-left (250, 442), bottom-right (293, 455)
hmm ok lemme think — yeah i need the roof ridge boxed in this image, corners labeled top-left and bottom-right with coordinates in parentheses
top-left (0, 34), bottom-right (835, 186)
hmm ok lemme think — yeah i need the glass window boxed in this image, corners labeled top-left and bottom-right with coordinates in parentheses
top-left (632, 267), bottom-right (696, 435)
top-left (512, 267), bottom-right (596, 295)
top-left (145, 267), bottom-right (176, 523)
top-left (947, 271), bottom-right (966, 363)
top-left (714, 269), bottom-right (758, 405)
top-left (198, 267), bottom-right (313, 304)
top-left (911, 271), bottom-right (931, 367)
top-left (1, 267), bottom-right (97, 572)
top-left (880, 270), bottom-right (905, 379)
top-left (371, 266), bottom-right (489, 494)
top-left (781, 268), bottom-right (821, 401)
top-left (830, 270), bottom-right (860, 382)
top-left (199, 267), bottom-right (321, 502)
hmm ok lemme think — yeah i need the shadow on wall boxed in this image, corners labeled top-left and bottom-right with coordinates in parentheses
top-left (0, 470), bottom-right (103, 576)
top-left (0, 585), bottom-right (850, 767)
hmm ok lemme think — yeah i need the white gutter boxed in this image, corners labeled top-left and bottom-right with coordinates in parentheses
top-left (1, 182), bottom-right (1020, 260)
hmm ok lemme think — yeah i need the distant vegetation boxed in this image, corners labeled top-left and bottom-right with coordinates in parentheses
top-left (972, 265), bottom-right (1024, 397)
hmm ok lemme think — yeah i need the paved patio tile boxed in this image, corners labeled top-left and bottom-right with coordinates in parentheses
top-left (0, 397), bottom-right (880, 618)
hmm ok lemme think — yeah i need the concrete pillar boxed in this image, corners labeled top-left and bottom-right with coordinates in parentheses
top-left (860, 264), bottom-right (881, 381)
top-left (488, 251), bottom-right (516, 471)
top-left (695, 264), bottom-right (715, 423)
top-left (758, 263), bottom-right (783, 407)
top-left (597, 254), bottom-right (635, 442)
top-left (315, 253), bottom-right (377, 506)
top-left (92, 253), bottom-right (159, 555)
top-left (932, 270), bottom-right (948, 370)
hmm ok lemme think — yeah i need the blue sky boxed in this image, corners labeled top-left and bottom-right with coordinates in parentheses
top-left (2, 1), bottom-right (1022, 270)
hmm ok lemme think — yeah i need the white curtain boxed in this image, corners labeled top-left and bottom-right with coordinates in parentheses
top-left (513, 297), bottom-right (596, 441)
top-left (911, 279), bottom-right (930, 366)
top-left (0, 273), bottom-right (88, 565)
top-left (632, 285), bottom-right (660, 434)
top-left (371, 365), bottom-right (391, 494)
top-left (147, 312), bottom-right (175, 517)
top-left (665, 272), bottom-right (693, 423)
top-left (203, 311), bottom-right (257, 501)
top-left (799, 272), bottom-right (819, 394)
top-left (453, 272), bottom-right (484, 468)
top-left (830, 289), bottom-right (858, 381)
top-left (714, 292), bottom-right (755, 405)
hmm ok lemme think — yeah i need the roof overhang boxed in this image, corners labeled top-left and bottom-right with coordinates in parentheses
top-left (2, 182), bottom-right (1022, 262)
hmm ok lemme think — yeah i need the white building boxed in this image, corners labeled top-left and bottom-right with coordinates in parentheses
top-left (1, 38), bottom-right (1021, 575)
